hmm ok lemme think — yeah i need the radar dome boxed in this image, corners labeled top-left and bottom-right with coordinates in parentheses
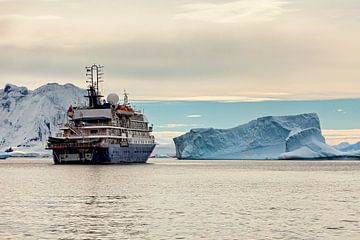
top-left (107, 93), bottom-right (119, 105)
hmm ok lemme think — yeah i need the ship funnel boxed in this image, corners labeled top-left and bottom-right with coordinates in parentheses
top-left (107, 93), bottom-right (119, 106)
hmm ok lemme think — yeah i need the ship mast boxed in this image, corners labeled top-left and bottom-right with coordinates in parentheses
top-left (85, 64), bottom-right (104, 108)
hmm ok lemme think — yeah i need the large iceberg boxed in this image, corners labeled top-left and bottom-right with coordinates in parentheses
top-left (279, 127), bottom-right (344, 159)
top-left (173, 113), bottom-right (360, 160)
top-left (0, 83), bottom-right (86, 156)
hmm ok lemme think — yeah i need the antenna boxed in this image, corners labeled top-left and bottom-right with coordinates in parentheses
top-left (85, 64), bottom-right (104, 95)
top-left (85, 64), bottom-right (104, 108)
top-left (124, 90), bottom-right (129, 106)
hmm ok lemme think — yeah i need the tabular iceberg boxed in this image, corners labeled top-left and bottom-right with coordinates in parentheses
top-left (279, 127), bottom-right (344, 159)
top-left (173, 113), bottom-right (360, 160)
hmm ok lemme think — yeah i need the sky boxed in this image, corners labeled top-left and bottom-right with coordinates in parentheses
top-left (138, 99), bottom-right (360, 150)
top-left (1, 0), bottom-right (360, 148)
top-left (0, 0), bottom-right (360, 101)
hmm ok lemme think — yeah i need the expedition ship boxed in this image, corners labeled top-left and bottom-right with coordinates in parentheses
top-left (47, 64), bottom-right (156, 164)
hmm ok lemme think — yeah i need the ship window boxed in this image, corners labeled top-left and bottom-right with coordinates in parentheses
top-left (91, 130), bottom-right (98, 134)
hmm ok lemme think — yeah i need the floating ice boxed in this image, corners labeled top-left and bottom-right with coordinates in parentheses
top-left (174, 113), bottom-right (360, 160)
top-left (0, 83), bottom-right (85, 155)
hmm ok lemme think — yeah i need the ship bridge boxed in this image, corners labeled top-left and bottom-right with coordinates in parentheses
top-left (73, 109), bottom-right (112, 121)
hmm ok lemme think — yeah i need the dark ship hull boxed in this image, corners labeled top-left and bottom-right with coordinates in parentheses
top-left (49, 141), bottom-right (156, 164)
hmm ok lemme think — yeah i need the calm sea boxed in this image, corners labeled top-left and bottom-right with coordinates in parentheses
top-left (0, 158), bottom-right (359, 239)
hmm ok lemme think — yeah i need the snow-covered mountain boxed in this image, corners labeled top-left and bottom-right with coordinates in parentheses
top-left (334, 142), bottom-right (351, 150)
top-left (335, 141), bottom-right (360, 152)
top-left (0, 83), bottom-right (86, 154)
top-left (173, 113), bottom-right (360, 160)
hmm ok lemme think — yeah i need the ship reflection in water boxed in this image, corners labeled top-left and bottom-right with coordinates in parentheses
top-left (1, 158), bottom-right (360, 239)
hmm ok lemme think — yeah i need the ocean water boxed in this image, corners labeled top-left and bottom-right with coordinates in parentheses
top-left (0, 158), bottom-right (359, 240)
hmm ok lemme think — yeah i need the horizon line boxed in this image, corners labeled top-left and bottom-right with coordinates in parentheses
top-left (2, 82), bottom-right (360, 103)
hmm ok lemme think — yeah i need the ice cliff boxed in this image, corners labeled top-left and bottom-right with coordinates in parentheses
top-left (279, 127), bottom-right (344, 159)
top-left (0, 83), bottom-right (85, 155)
top-left (173, 113), bottom-right (360, 160)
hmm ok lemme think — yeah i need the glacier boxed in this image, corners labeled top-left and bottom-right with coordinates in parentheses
top-left (173, 113), bottom-right (360, 160)
top-left (0, 83), bottom-right (86, 156)
top-left (335, 141), bottom-right (360, 152)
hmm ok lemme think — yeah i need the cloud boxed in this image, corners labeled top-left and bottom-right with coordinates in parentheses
top-left (174, 0), bottom-right (293, 23)
top-left (187, 114), bottom-right (202, 118)
top-left (157, 124), bottom-right (199, 129)
top-left (337, 109), bottom-right (346, 114)
top-left (0, 14), bottom-right (62, 21)
top-left (130, 96), bottom-right (280, 102)
top-left (152, 131), bottom-right (184, 144)
top-left (323, 129), bottom-right (360, 145)
top-left (152, 131), bottom-right (183, 155)
top-left (1, 0), bottom-right (360, 101)
top-left (173, 95), bottom-right (278, 102)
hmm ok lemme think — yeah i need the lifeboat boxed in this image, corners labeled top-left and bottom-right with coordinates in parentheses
top-left (67, 105), bottom-right (74, 118)
top-left (116, 104), bottom-right (134, 116)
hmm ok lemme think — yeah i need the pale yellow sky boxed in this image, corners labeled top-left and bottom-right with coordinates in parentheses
top-left (0, 0), bottom-right (360, 100)
top-left (323, 129), bottom-right (360, 145)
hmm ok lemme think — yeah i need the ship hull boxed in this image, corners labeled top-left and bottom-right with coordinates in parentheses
top-left (51, 144), bottom-right (156, 164)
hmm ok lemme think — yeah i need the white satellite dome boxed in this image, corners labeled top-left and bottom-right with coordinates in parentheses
top-left (107, 93), bottom-right (119, 105)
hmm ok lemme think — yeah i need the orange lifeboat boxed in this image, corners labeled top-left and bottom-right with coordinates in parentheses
top-left (116, 105), bottom-right (134, 112)
top-left (116, 105), bottom-right (134, 116)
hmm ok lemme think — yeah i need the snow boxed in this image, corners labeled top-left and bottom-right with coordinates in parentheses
top-left (334, 142), bottom-right (351, 150)
top-left (175, 113), bottom-right (320, 159)
top-left (174, 113), bottom-right (360, 160)
top-left (337, 141), bottom-right (360, 152)
top-left (279, 128), bottom-right (344, 159)
top-left (0, 83), bottom-right (85, 156)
